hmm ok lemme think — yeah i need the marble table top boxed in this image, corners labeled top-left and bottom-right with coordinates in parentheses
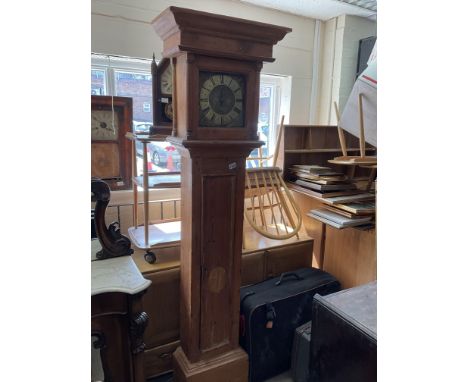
top-left (91, 240), bottom-right (151, 296)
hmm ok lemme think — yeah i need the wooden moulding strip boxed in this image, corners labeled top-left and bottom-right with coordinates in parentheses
top-left (358, 93), bottom-right (365, 157)
top-left (253, 171), bottom-right (267, 229)
top-left (272, 171), bottom-right (296, 230)
top-left (131, 138), bottom-right (138, 228)
top-left (272, 115), bottom-right (285, 167)
top-left (142, 141), bottom-right (149, 247)
top-left (333, 101), bottom-right (348, 156)
top-left (260, 170), bottom-right (281, 235)
top-left (267, 170), bottom-right (287, 227)
top-left (274, 171), bottom-right (301, 239)
top-left (245, 171), bottom-right (257, 225)
top-left (171, 57), bottom-right (177, 137)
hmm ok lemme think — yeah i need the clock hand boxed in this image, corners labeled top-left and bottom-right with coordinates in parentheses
top-left (219, 87), bottom-right (225, 107)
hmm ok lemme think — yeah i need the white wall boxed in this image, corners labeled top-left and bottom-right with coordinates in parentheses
top-left (91, 0), bottom-right (317, 124)
top-left (315, 14), bottom-right (376, 125)
top-left (338, 15), bottom-right (377, 114)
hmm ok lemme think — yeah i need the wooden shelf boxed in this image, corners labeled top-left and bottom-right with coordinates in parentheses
top-left (284, 124), bottom-right (338, 129)
top-left (125, 132), bottom-right (168, 142)
top-left (285, 148), bottom-right (376, 154)
top-left (132, 174), bottom-right (181, 189)
top-left (128, 220), bottom-right (181, 250)
top-left (286, 182), bottom-right (374, 205)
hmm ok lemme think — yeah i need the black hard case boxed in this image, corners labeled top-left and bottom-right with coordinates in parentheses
top-left (310, 281), bottom-right (377, 382)
top-left (291, 321), bottom-right (312, 382)
top-left (239, 267), bottom-right (340, 382)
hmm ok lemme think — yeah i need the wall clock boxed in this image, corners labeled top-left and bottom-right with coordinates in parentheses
top-left (91, 95), bottom-right (133, 190)
top-left (92, 109), bottom-right (119, 140)
top-left (150, 57), bottom-right (173, 135)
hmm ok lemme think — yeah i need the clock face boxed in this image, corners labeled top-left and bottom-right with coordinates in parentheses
top-left (199, 72), bottom-right (245, 128)
top-left (160, 64), bottom-right (173, 95)
top-left (91, 110), bottom-right (119, 140)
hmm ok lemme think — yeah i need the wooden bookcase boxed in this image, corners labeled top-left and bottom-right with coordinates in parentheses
top-left (278, 124), bottom-right (376, 183)
top-left (277, 124), bottom-right (377, 289)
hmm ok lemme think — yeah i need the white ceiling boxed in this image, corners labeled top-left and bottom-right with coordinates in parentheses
top-left (239, 0), bottom-right (377, 21)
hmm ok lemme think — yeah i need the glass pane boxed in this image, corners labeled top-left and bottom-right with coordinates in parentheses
top-left (258, 84), bottom-right (274, 157)
top-left (114, 70), bottom-right (153, 133)
top-left (91, 69), bottom-right (106, 95)
top-left (134, 140), bottom-right (181, 174)
top-left (248, 84), bottom-right (274, 168)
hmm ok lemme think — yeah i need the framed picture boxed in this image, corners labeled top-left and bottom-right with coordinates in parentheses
top-left (91, 95), bottom-right (133, 190)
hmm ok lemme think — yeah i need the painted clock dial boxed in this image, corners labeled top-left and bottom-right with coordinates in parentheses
top-left (160, 64), bottom-right (173, 95)
top-left (199, 71), bottom-right (245, 127)
top-left (91, 110), bottom-right (119, 140)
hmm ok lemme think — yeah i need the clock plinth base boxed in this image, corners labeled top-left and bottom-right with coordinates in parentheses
top-left (173, 346), bottom-right (249, 382)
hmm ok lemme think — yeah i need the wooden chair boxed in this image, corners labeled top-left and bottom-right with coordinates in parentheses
top-left (244, 166), bottom-right (302, 241)
top-left (244, 116), bottom-right (302, 241)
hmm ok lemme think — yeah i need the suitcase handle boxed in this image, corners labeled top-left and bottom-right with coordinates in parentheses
top-left (275, 272), bottom-right (303, 286)
top-left (240, 291), bottom-right (255, 305)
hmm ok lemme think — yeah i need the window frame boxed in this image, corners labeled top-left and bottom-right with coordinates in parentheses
top-left (91, 54), bottom-right (291, 167)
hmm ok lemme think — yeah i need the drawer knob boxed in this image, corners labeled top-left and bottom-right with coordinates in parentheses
top-left (159, 352), bottom-right (171, 359)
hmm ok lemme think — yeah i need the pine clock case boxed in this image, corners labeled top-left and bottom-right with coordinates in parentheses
top-left (91, 95), bottom-right (133, 190)
top-left (152, 7), bottom-right (291, 380)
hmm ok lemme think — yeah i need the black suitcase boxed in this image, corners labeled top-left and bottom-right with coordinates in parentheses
top-left (310, 281), bottom-right (377, 382)
top-left (239, 267), bottom-right (340, 382)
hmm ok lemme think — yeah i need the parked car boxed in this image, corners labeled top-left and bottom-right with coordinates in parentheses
top-left (135, 140), bottom-right (181, 170)
top-left (133, 121), bottom-right (152, 134)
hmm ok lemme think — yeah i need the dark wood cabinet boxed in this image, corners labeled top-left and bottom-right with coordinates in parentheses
top-left (91, 253), bottom-right (151, 382)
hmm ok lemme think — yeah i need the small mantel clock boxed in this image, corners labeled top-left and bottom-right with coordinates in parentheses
top-left (153, 7), bottom-right (291, 382)
top-left (91, 95), bottom-right (133, 190)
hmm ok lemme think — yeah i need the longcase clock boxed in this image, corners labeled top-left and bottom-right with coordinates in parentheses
top-left (91, 95), bottom-right (133, 190)
top-left (152, 7), bottom-right (290, 382)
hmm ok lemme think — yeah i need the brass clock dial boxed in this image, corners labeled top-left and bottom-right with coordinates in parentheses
top-left (91, 110), bottom-right (119, 140)
top-left (164, 102), bottom-right (173, 121)
top-left (160, 64), bottom-right (173, 95)
top-left (199, 72), bottom-right (245, 128)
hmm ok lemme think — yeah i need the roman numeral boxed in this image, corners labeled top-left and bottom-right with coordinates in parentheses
top-left (202, 80), bottom-right (214, 91)
top-left (205, 110), bottom-right (214, 120)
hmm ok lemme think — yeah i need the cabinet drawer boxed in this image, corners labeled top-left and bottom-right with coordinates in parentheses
top-left (142, 268), bottom-right (180, 348)
top-left (144, 340), bottom-right (180, 379)
top-left (265, 240), bottom-right (313, 278)
top-left (241, 251), bottom-right (265, 286)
